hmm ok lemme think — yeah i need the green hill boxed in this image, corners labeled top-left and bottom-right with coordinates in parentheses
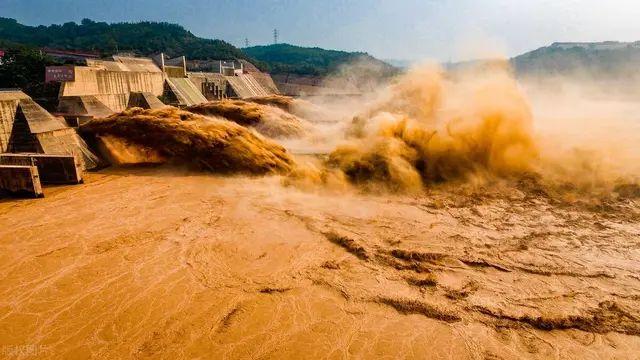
top-left (243, 43), bottom-right (397, 76)
top-left (0, 17), bottom-right (250, 61)
top-left (512, 41), bottom-right (640, 80)
top-left (0, 18), bottom-right (398, 77)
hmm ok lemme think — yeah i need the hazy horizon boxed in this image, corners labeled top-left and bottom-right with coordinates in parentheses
top-left (2, 0), bottom-right (640, 62)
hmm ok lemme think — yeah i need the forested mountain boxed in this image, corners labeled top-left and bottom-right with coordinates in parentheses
top-left (243, 43), bottom-right (397, 76)
top-left (512, 41), bottom-right (640, 80)
top-left (0, 17), bottom-right (250, 61)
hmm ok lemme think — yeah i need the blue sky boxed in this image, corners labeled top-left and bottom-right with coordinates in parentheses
top-left (2, 0), bottom-right (640, 61)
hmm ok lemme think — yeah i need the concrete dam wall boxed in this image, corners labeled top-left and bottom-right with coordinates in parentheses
top-left (60, 67), bottom-right (164, 112)
top-left (0, 90), bottom-right (99, 169)
top-left (0, 90), bottom-right (29, 153)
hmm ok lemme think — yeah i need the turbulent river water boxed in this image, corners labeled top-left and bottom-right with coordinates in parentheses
top-left (2, 62), bottom-right (640, 359)
top-left (0, 168), bottom-right (639, 359)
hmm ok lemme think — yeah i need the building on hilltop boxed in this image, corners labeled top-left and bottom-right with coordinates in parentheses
top-left (42, 48), bottom-right (101, 63)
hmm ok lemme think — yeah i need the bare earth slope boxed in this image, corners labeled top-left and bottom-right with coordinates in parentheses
top-left (0, 169), bottom-right (639, 359)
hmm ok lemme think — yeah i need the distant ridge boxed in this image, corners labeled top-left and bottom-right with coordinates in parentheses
top-left (548, 41), bottom-right (640, 50)
top-left (243, 43), bottom-right (397, 76)
top-left (512, 41), bottom-right (640, 79)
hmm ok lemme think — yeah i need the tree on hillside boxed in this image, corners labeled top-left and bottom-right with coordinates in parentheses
top-left (0, 41), bottom-right (60, 101)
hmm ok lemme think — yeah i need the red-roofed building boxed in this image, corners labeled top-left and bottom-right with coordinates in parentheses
top-left (41, 48), bottom-right (100, 63)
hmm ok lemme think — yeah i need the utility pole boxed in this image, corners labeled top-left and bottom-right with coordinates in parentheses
top-left (273, 29), bottom-right (278, 45)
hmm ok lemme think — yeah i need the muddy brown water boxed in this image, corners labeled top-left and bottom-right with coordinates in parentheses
top-left (0, 167), bottom-right (639, 359)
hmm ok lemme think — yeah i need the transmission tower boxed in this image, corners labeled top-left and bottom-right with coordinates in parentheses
top-left (273, 29), bottom-right (278, 45)
top-left (244, 37), bottom-right (249, 47)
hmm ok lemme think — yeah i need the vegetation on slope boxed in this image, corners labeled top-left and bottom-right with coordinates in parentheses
top-left (512, 42), bottom-right (640, 80)
top-left (0, 17), bottom-right (251, 61)
top-left (243, 43), bottom-right (397, 76)
top-left (0, 40), bottom-right (60, 103)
